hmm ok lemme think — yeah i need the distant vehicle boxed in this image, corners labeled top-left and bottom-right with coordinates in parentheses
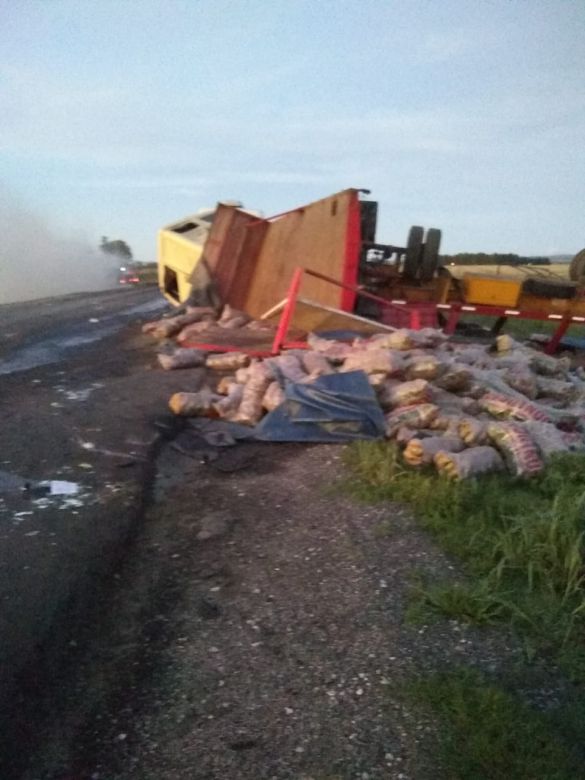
top-left (118, 263), bottom-right (140, 285)
top-left (117, 262), bottom-right (158, 286)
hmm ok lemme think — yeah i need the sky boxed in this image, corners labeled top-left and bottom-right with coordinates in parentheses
top-left (1, 0), bottom-right (584, 272)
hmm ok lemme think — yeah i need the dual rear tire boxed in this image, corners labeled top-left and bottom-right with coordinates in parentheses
top-left (403, 226), bottom-right (442, 282)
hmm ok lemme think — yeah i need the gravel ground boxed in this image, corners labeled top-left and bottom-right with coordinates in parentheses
top-left (24, 436), bottom-right (538, 780)
top-left (4, 292), bottom-right (574, 779)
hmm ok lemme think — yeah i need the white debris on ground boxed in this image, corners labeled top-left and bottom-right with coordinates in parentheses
top-left (53, 382), bottom-right (104, 402)
top-left (143, 306), bottom-right (585, 480)
top-left (40, 480), bottom-right (81, 496)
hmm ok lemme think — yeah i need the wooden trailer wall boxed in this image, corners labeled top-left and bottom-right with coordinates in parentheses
top-left (200, 189), bottom-right (362, 318)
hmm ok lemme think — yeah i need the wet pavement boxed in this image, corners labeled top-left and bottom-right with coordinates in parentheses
top-left (0, 291), bottom-right (166, 375)
top-left (0, 286), bottom-right (198, 777)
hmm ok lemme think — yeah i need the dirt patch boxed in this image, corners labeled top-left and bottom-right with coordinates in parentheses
top-left (22, 438), bottom-right (532, 780)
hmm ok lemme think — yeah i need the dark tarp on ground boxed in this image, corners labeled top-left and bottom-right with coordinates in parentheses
top-left (254, 370), bottom-right (386, 442)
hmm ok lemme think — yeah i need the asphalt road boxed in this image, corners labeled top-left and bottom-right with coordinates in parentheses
top-left (0, 286), bottom-right (194, 776)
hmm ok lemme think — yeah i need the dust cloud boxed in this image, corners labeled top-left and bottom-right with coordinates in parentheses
top-left (0, 191), bottom-right (119, 304)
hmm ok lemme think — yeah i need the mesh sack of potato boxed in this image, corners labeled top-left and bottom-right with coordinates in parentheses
top-left (157, 348), bottom-right (205, 371)
top-left (451, 346), bottom-right (493, 369)
top-left (433, 363), bottom-right (472, 393)
top-left (521, 421), bottom-right (581, 458)
top-left (530, 352), bottom-right (570, 377)
top-left (430, 413), bottom-right (463, 435)
top-left (395, 426), bottom-right (418, 445)
top-left (479, 391), bottom-right (551, 423)
top-left (431, 387), bottom-right (480, 416)
top-left (235, 367), bottom-right (251, 383)
top-left (504, 368), bottom-right (538, 400)
top-left (385, 403), bottom-right (439, 437)
top-left (410, 328), bottom-right (448, 347)
top-left (206, 352), bottom-right (251, 371)
top-left (302, 351), bottom-right (334, 377)
top-left (405, 354), bottom-right (444, 380)
top-left (307, 333), bottom-right (354, 362)
top-left (213, 384), bottom-right (244, 418)
top-left (262, 381), bottom-right (286, 412)
top-left (169, 388), bottom-right (219, 416)
top-left (265, 354), bottom-right (307, 383)
top-left (486, 422), bottom-right (544, 477)
top-left (232, 362), bottom-right (274, 425)
top-left (368, 372), bottom-right (389, 388)
top-left (458, 417), bottom-right (488, 446)
top-left (176, 320), bottom-right (215, 342)
top-left (149, 319), bottom-right (183, 339)
top-left (218, 304), bottom-right (250, 329)
top-left (341, 349), bottom-right (404, 376)
top-left (495, 334), bottom-right (519, 353)
top-left (216, 375), bottom-right (237, 394)
top-left (142, 320), bottom-right (162, 334)
top-left (147, 306), bottom-right (217, 339)
top-left (380, 379), bottom-right (431, 409)
top-left (404, 435), bottom-right (464, 466)
top-left (434, 446), bottom-right (504, 480)
top-left (362, 330), bottom-right (415, 351)
top-left (536, 377), bottom-right (578, 404)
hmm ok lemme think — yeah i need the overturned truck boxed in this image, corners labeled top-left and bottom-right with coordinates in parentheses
top-left (158, 188), bottom-right (585, 352)
top-left (157, 189), bottom-right (442, 322)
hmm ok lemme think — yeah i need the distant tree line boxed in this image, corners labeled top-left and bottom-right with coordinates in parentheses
top-left (440, 253), bottom-right (550, 266)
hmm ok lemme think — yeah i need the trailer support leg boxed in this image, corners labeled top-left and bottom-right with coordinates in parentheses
top-left (445, 308), bottom-right (461, 335)
top-left (491, 316), bottom-right (508, 336)
top-left (545, 318), bottom-right (571, 355)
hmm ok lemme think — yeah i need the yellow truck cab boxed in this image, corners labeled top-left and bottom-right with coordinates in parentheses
top-left (158, 207), bottom-right (216, 305)
top-left (158, 201), bottom-right (251, 305)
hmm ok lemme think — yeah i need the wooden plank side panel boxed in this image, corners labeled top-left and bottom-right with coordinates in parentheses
top-left (202, 205), bottom-right (236, 274)
top-left (243, 189), bottom-right (360, 318)
top-left (229, 220), bottom-right (269, 310)
top-left (202, 206), bottom-right (268, 308)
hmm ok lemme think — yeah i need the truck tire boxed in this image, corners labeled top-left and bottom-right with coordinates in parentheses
top-left (569, 249), bottom-right (585, 283)
top-left (420, 228), bottom-right (442, 282)
top-left (404, 226), bottom-right (424, 281)
top-left (522, 277), bottom-right (577, 300)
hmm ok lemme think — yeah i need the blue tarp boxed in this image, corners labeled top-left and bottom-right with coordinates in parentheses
top-left (254, 370), bottom-right (386, 442)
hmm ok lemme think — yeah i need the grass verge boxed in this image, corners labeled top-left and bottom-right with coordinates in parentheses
top-left (345, 442), bottom-right (585, 676)
top-left (407, 668), bottom-right (582, 779)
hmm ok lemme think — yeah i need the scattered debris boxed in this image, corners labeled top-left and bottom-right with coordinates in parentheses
top-left (42, 480), bottom-right (80, 496)
top-left (141, 300), bottom-right (585, 479)
top-left (75, 438), bottom-right (147, 462)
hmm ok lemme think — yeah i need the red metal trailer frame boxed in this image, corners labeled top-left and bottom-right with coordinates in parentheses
top-left (271, 267), bottom-right (583, 355)
top-left (183, 266), bottom-right (581, 356)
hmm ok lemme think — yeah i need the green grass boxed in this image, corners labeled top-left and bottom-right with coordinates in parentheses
top-left (345, 442), bottom-right (585, 674)
top-left (407, 669), bottom-right (582, 780)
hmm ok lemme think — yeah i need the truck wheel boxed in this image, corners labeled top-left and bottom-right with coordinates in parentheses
top-left (569, 249), bottom-right (585, 283)
top-left (420, 228), bottom-right (442, 282)
top-left (404, 226), bottom-right (424, 281)
top-left (522, 277), bottom-right (577, 300)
